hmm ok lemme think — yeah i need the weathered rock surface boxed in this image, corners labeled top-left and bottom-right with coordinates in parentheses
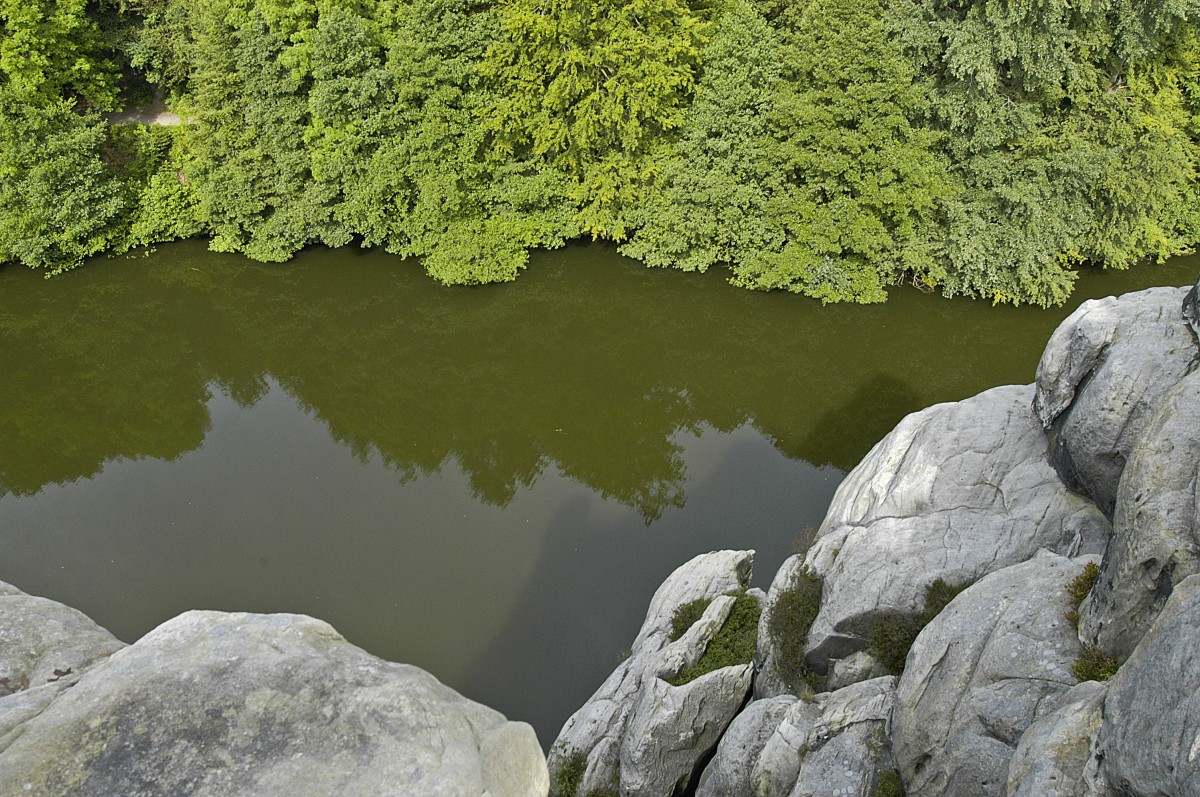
top-left (0, 582), bottom-right (127, 753)
top-left (1094, 574), bottom-right (1200, 796)
top-left (893, 551), bottom-right (1093, 797)
top-left (1080, 367), bottom-right (1200, 661)
top-left (695, 695), bottom-right (798, 797)
top-left (1184, 276), bottom-right (1200, 340)
top-left (697, 678), bottom-right (896, 797)
top-left (797, 385), bottom-right (1109, 673)
top-left (1005, 680), bottom-right (1107, 797)
top-left (550, 550), bottom-right (757, 797)
top-left (0, 610), bottom-right (547, 797)
top-left (621, 663), bottom-right (753, 796)
top-left (1034, 286), bottom-right (1198, 515)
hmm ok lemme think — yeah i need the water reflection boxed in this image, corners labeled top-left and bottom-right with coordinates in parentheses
top-left (0, 241), bottom-right (1196, 744)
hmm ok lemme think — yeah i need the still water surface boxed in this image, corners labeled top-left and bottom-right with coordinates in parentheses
top-left (1, 241), bottom-right (1196, 745)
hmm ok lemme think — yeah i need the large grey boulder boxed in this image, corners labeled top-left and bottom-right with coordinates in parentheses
top-left (1004, 680), bottom-right (1107, 797)
top-left (0, 611), bottom-right (547, 797)
top-left (799, 385), bottom-right (1109, 673)
top-left (1079, 368), bottom-right (1200, 661)
top-left (550, 550), bottom-right (757, 797)
top-left (1094, 574), bottom-right (1200, 796)
top-left (1033, 286), bottom-right (1197, 515)
top-left (0, 582), bottom-right (127, 753)
top-left (696, 679), bottom-right (897, 797)
top-left (893, 551), bottom-right (1093, 797)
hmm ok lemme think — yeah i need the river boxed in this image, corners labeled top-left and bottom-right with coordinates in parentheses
top-left (0, 240), bottom-right (1195, 746)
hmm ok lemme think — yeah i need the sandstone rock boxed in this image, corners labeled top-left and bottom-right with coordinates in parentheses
top-left (0, 611), bottom-right (547, 797)
top-left (620, 663), bottom-right (753, 796)
top-left (1033, 286), bottom-right (1197, 515)
top-left (1005, 680), bottom-right (1107, 797)
top-left (1185, 275), bottom-right (1199, 341)
top-left (0, 583), bottom-right (126, 752)
top-left (799, 386), bottom-right (1109, 673)
top-left (1079, 368), bottom-right (1200, 661)
top-left (695, 695), bottom-right (798, 797)
top-left (751, 677), bottom-right (896, 797)
top-left (893, 551), bottom-right (1093, 797)
top-left (1095, 574), bottom-right (1200, 796)
top-left (550, 551), bottom-right (757, 797)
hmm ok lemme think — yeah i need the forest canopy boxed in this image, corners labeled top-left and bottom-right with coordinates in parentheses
top-left (2, 0), bottom-right (1200, 304)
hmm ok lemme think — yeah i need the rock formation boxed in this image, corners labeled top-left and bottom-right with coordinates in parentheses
top-left (0, 594), bottom-right (546, 797)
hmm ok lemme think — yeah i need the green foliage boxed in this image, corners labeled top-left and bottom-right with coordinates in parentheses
top-left (766, 568), bottom-right (825, 693)
top-left (1065, 561), bottom-right (1101, 626)
top-left (873, 771), bottom-right (907, 797)
top-left (1072, 645), bottom-right (1120, 682)
top-left (623, 0), bottom-right (950, 302)
top-left (889, 0), bottom-right (1200, 305)
top-left (0, 91), bottom-right (126, 272)
top-left (670, 590), bottom-right (760, 686)
top-left (868, 578), bottom-right (972, 675)
top-left (550, 746), bottom-right (587, 797)
top-left (669, 597), bottom-right (712, 642)
top-left (6, 0), bottom-right (1200, 301)
top-left (0, 0), bottom-right (123, 108)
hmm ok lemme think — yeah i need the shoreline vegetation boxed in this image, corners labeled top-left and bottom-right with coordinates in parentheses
top-left (4, 0), bottom-right (1200, 305)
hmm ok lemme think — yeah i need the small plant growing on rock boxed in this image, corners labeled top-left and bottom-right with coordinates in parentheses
top-left (670, 590), bottom-right (761, 685)
top-left (1071, 645), bottom-right (1119, 682)
top-left (867, 577), bottom-right (972, 675)
top-left (873, 770), bottom-right (906, 797)
top-left (550, 745), bottom-right (587, 797)
top-left (669, 597), bottom-right (713, 642)
top-left (1065, 561), bottom-right (1100, 627)
top-left (767, 568), bottom-right (826, 693)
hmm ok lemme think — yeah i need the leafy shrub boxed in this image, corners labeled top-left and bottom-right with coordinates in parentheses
top-left (670, 590), bottom-right (761, 685)
top-left (1065, 561), bottom-right (1100, 627)
top-left (868, 578), bottom-right (972, 675)
top-left (767, 568), bottom-right (825, 693)
top-left (669, 597), bottom-right (713, 642)
top-left (1072, 646), bottom-right (1119, 682)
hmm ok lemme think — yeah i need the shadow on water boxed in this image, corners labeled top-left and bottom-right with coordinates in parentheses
top-left (795, 373), bottom-right (926, 471)
top-left (460, 428), bottom-right (841, 746)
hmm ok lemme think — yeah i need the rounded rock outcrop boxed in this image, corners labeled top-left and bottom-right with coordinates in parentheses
top-left (0, 610), bottom-right (546, 797)
top-left (1033, 286), bottom-right (1198, 515)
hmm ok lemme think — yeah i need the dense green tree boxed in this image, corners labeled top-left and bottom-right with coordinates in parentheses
top-left (891, 0), bottom-right (1200, 304)
top-left (0, 0), bottom-right (122, 108)
top-left (0, 90), bottom-right (126, 272)
top-left (624, 0), bottom-right (950, 303)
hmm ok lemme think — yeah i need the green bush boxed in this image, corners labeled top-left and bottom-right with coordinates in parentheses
top-left (867, 578), bottom-right (972, 675)
top-left (1065, 562), bottom-right (1100, 627)
top-left (767, 569), bottom-right (825, 693)
top-left (669, 597), bottom-right (713, 642)
top-left (1072, 646), bottom-right (1119, 682)
top-left (670, 590), bottom-right (761, 685)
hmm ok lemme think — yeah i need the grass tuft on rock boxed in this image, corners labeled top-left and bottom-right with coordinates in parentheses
top-left (1072, 645), bottom-right (1119, 682)
top-left (767, 568), bottom-right (826, 693)
top-left (670, 590), bottom-right (760, 686)
top-left (868, 577), bottom-right (972, 675)
top-left (873, 770), bottom-right (906, 797)
top-left (1065, 561), bottom-right (1100, 627)
top-left (550, 747), bottom-right (587, 797)
top-left (669, 597), bottom-right (713, 642)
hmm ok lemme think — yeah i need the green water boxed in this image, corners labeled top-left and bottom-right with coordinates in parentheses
top-left (0, 241), bottom-right (1195, 745)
